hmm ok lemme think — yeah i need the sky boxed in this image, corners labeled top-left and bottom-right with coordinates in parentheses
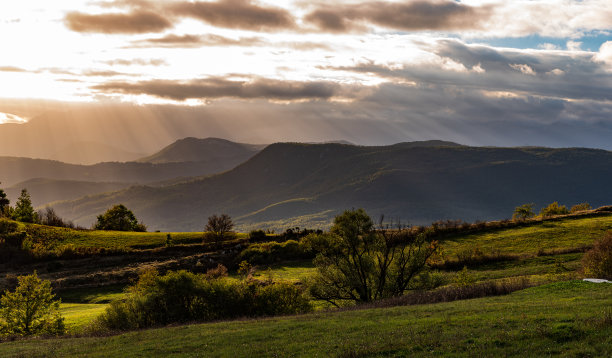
top-left (1, 0), bottom-right (612, 156)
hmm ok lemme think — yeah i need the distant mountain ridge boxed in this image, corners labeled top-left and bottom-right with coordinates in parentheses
top-left (0, 137), bottom-right (266, 188)
top-left (51, 142), bottom-right (612, 231)
top-left (137, 137), bottom-right (265, 164)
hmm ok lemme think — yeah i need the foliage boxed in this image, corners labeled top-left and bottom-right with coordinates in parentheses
top-left (237, 260), bottom-right (253, 278)
top-left (94, 204), bottom-right (146, 232)
top-left (571, 202), bottom-right (592, 213)
top-left (306, 209), bottom-right (439, 305)
top-left (238, 239), bottom-right (313, 265)
top-left (97, 270), bottom-right (311, 330)
top-left (12, 189), bottom-right (37, 223)
top-left (513, 203), bottom-right (535, 220)
top-left (38, 207), bottom-right (74, 228)
top-left (581, 232), bottom-right (612, 279)
top-left (454, 266), bottom-right (476, 287)
top-left (540, 201), bottom-right (569, 218)
top-left (0, 183), bottom-right (9, 216)
top-left (248, 229), bottom-right (268, 242)
top-left (205, 214), bottom-right (234, 246)
top-left (0, 272), bottom-right (65, 336)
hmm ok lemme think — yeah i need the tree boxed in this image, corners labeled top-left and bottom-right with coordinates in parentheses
top-left (570, 202), bottom-right (591, 213)
top-left (94, 204), bottom-right (146, 232)
top-left (540, 201), bottom-right (569, 218)
top-left (512, 203), bottom-right (535, 221)
top-left (0, 182), bottom-right (9, 217)
top-left (205, 214), bottom-right (234, 246)
top-left (13, 189), bottom-right (37, 223)
top-left (0, 272), bottom-right (65, 336)
top-left (38, 207), bottom-right (70, 227)
top-left (306, 209), bottom-right (439, 305)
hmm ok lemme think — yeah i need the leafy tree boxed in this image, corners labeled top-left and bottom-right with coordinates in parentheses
top-left (540, 201), bottom-right (569, 218)
top-left (0, 182), bottom-right (9, 217)
top-left (581, 232), bottom-right (612, 280)
top-left (0, 272), bottom-right (65, 336)
top-left (205, 214), bottom-right (234, 246)
top-left (13, 189), bottom-right (37, 223)
top-left (512, 203), bottom-right (535, 221)
top-left (94, 204), bottom-right (146, 232)
top-left (570, 202), bottom-right (591, 213)
top-left (306, 209), bottom-right (439, 305)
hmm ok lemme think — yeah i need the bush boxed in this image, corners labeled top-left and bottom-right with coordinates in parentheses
top-left (570, 202), bottom-right (591, 213)
top-left (97, 270), bottom-right (311, 331)
top-left (248, 229), bottom-right (267, 242)
top-left (238, 240), bottom-right (313, 265)
top-left (540, 202), bottom-right (569, 218)
top-left (581, 232), bottom-right (612, 279)
top-left (0, 219), bottom-right (18, 235)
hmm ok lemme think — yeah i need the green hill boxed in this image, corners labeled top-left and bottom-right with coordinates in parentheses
top-left (52, 142), bottom-right (612, 231)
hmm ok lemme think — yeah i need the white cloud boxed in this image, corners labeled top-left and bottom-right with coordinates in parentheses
top-left (509, 64), bottom-right (536, 76)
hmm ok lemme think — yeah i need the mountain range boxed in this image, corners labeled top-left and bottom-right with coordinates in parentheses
top-left (38, 140), bottom-right (612, 232)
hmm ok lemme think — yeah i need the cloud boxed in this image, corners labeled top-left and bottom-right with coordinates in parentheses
top-left (131, 33), bottom-right (332, 51)
top-left (304, 0), bottom-right (492, 33)
top-left (64, 10), bottom-right (172, 34)
top-left (595, 41), bottom-right (612, 68)
top-left (102, 58), bottom-right (168, 66)
top-left (169, 0), bottom-right (296, 31)
top-left (0, 66), bottom-right (27, 72)
top-left (132, 34), bottom-right (267, 48)
top-left (326, 39), bottom-right (612, 102)
top-left (92, 77), bottom-right (358, 101)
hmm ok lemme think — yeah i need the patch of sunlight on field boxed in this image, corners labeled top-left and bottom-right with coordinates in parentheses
top-left (60, 303), bottom-right (107, 331)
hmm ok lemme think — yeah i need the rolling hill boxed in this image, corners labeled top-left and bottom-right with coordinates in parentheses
top-left (137, 137), bottom-right (265, 164)
top-left (4, 178), bottom-right (135, 207)
top-left (51, 141), bottom-right (612, 231)
top-left (0, 138), bottom-right (265, 188)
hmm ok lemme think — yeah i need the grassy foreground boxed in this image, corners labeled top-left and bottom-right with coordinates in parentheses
top-left (2, 281), bottom-right (611, 357)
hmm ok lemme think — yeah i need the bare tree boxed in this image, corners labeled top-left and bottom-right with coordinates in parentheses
top-left (205, 214), bottom-right (234, 247)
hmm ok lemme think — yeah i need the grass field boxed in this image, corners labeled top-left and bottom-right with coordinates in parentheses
top-left (438, 214), bottom-right (612, 255)
top-left (19, 222), bottom-right (251, 251)
top-left (2, 281), bottom-right (611, 357)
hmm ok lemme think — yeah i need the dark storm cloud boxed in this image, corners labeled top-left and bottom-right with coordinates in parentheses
top-left (304, 0), bottom-right (492, 33)
top-left (169, 0), bottom-right (296, 31)
top-left (64, 10), bottom-right (172, 34)
top-left (92, 77), bottom-right (351, 101)
top-left (328, 39), bottom-right (612, 102)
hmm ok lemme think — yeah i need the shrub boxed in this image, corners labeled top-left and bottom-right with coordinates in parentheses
top-left (248, 229), bottom-right (268, 242)
top-left (238, 239), bottom-right (313, 265)
top-left (454, 266), bottom-right (476, 287)
top-left (581, 232), bottom-right (612, 279)
top-left (0, 219), bottom-right (18, 235)
top-left (0, 272), bottom-right (65, 336)
top-left (97, 270), bottom-right (311, 331)
top-left (570, 202), bottom-right (591, 213)
top-left (540, 202), bottom-right (569, 218)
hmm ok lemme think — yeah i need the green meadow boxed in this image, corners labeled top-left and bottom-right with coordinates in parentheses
top-left (2, 281), bottom-right (611, 357)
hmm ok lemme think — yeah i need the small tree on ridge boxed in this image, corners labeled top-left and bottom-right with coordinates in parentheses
top-left (205, 214), bottom-right (234, 247)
